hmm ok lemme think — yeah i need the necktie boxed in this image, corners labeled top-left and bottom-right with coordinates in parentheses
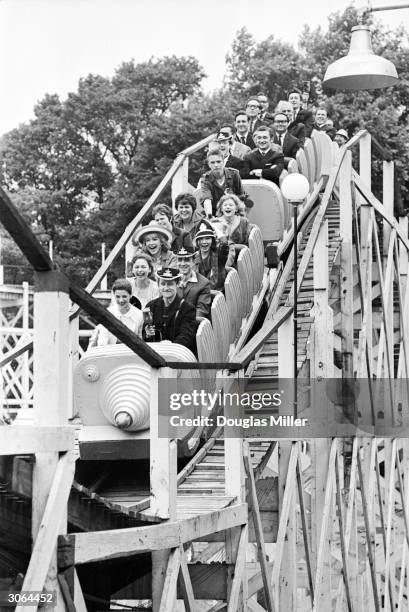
top-left (241, 136), bottom-right (246, 145)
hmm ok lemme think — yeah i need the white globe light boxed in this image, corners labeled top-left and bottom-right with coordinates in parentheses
top-left (281, 173), bottom-right (310, 202)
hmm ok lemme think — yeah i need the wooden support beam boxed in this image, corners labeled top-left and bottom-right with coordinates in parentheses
top-left (18, 452), bottom-right (75, 605)
top-left (159, 547), bottom-right (180, 612)
top-left (244, 441), bottom-right (275, 612)
top-left (227, 524), bottom-right (248, 612)
top-left (0, 426), bottom-right (74, 455)
top-left (339, 150), bottom-right (355, 418)
top-left (0, 187), bottom-right (53, 271)
top-left (59, 503), bottom-right (248, 565)
top-left (178, 546), bottom-right (195, 612)
top-left (278, 441), bottom-right (297, 611)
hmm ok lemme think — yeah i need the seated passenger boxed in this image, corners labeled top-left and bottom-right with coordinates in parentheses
top-left (215, 130), bottom-right (244, 173)
top-left (291, 109), bottom-right (314, 142)
top-left (334, 128), bottom-right (349, 146)
top-left (214, 194), bottom-right (251, 248)
top-left (257, 92), bottom-right (274, 125)
top-left (194, 221), bottom-right (235, 292)
top-left (128, 251), bottom-right (159, 308)
top-left (88, 278), bottom-right (143, 348)
top-left (234, 111), bottom-right (256, 149)
top-left (219, 124), bottom-right (251, 160)
top-left (176, 247), bottom-right (211, 321)
top-left (288, 89), bottom-right (303, 121)
top-left (242, 125), bottom-right (284, 186)
top-left (199, 149), bottom-right (249, 218)
top-left (271, 112), bottom-right (301, 166)
top-left (143, 267), bottom-right (197, 351)
top-left (152, 203), bottom-right (193, 253)
top-left (314, 107), bottom-right (336, 139)
top-left (132, 221), bottom-right (177, 274)
top-left (173, 193), bottom-right (204, 240)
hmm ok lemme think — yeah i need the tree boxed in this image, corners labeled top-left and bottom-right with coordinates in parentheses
top-left (225, 27), bottom-right (306, 107)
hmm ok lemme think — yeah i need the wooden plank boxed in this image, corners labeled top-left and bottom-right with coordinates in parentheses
top-left (149, 368), bottom-right (177, 520)
top-left (312, 440), bottom-right (337, 612)
top-left (334, 447), bottom-right (353, 612)
top-left (0, 339), bottom-right (33, 369)
top-left (159, 547), bottom-right (180, 612)
top-left (62, 503), bottom-right (248, 565)
top-left (227, 524), bottom-right (248, 612)
top-left (18, 452), bottom-right (74, 597)
top-left (0, 426), bottom-right (74, 455)
top-left (296, 447), bottom-right (314, 606)
top-left (244, 442), bottom-right (275, 612)
top-left (0, 187), bottom-right (52, 271)
top-left (233, 306), bottom-right (293, 367)
top-left (339, 150), bottom-right (355, 416)
top-left (178, 546), bottom-right (195, 612)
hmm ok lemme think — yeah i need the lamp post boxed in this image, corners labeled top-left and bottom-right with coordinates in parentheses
top-left (323, 3), bottom-right (409, 90)
top-left (281, 174), bottom-right (310, 418)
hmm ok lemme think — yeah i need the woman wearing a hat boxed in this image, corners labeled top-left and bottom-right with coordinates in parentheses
top-left (143, 267), bottom-right (197, 351)
top-left (194, 221), bottom-right (235, 292)
top-left (132, 221), bottom-right (177, 275)
top-left (152, 203), bottom-right (193, 253)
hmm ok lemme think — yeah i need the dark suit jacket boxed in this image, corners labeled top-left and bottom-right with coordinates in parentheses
top-left (225, 154), bottom-right (244, 175)
top-left (288, 121), bottom-right (306, 143)
top-left (241, 148), bottom-right (285, 184)
top-left (234, 132), bottom-right (256, 150)
top-left (259, 112), bottom-right (274, 125)
top-left (143, 295), bottom-right (197, 350)
top-left (272, 131), bottom-right (301, 159)
top-left (178, 272), bottom-right (211, 320)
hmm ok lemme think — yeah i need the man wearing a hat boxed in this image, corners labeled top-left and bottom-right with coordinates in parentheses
top-left (176, 247), bottom-right (211, 321)
top-left (194, 220), bottom-right (235, 292)
top-left (334, 129), bottom-right (349, 147)
top-left (142, 267), bottom-right (197, 351)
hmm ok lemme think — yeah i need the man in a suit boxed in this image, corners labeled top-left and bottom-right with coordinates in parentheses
top-left (271, 112), bottom-right (301, 166)
top-left (257, 92), bottom-right (274, 125)
top-left (246, 98), bottom-right (262, 134)
top-left (242, 125), bottom-right (285, 186)
top-left (234, 112), bottom-right (256, 149)
top-left (288, 89), bottom-right (302, 121)
top-left (176, 247), bottom-right (211, 321)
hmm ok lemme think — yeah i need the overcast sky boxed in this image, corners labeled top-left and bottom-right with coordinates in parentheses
top-left (0, 0), bottom-right (407, 135)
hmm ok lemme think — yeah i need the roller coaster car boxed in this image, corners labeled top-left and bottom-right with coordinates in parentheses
top-left (73, 342), bottom-right (202, 460)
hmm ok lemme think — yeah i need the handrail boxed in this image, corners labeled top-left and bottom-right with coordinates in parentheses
top-left (0, 339), bottom-right (33, 368)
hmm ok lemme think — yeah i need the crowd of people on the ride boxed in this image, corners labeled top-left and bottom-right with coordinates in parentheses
top-left (89, 89), bottom-right (348, 354)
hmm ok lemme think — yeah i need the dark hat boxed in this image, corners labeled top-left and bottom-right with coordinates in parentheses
top-left (176, 246), bottom-right (195, 259)
top-left (216, 131), bottom-right (232, 142)
top-left (194, 221), bottom-right (216, 244)
top-left (132, 221), bottom-right (172, 246)
top-left (156, 267), bottom-right (182, 281)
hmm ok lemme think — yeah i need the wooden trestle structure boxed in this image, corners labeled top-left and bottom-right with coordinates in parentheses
top-left (1, 129), bottom-right (409, 611)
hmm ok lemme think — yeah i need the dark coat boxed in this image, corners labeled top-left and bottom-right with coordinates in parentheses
top-left (234, 132), bottom-right (256, 150)
top-left (171, 226), bottom-right (194, 253)
top-left (241, 148), bottom-right (285, 185)
top-left (199, 168), bottom-right (245, 215)
top-left (225, 154), bottom-right (245, 175)
top-left (178, 272), bottom-right (211, 320)
top-left (288, 121), bottom-right (306, 143)
top-left (143, 295), bottom-right (197, 350)
top-left (314, 122), bottom-right (336, 140)
top-left (272, 131), bottom-right (301, 159)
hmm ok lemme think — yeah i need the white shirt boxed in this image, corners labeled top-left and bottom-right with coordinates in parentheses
top-left (96, 303), bottom-right (143, 346)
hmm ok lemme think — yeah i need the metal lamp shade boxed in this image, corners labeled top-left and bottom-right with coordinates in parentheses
top-left (323, 25), bottom-right (398, 90)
